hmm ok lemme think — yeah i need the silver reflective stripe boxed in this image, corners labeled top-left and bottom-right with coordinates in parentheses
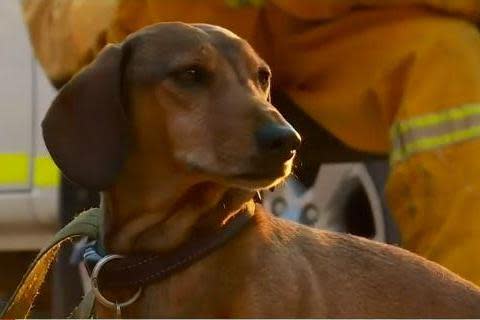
top-left (391, 103), bottom-right (480, 164)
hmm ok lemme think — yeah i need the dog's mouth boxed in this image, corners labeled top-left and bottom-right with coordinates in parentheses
top-left (224, 156), bottom-right (294, 190)
top-left (184, 158), bottom-right (293, 191)
top-left (233, 160), bottom-right (291, 180)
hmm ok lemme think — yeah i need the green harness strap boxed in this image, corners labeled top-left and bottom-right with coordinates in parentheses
top-left (1, 208), bottom-right (102, 319)
top-left (69, 290), bottom-right (96, 319)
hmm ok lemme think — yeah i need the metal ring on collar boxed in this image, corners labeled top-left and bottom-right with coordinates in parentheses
top-left (91, 254), bottom-right (142, 309)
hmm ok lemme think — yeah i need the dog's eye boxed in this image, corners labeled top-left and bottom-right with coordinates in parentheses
top-left (257, 68), bottom-right (271, 90)
top-left (172, 65), bottom-right (207, 86)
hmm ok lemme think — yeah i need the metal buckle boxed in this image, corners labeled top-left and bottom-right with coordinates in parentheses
top-left (91, 254), bottom-right (142, 316)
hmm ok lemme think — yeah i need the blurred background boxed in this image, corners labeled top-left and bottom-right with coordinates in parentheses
top-left (2, 0), bottom-right (480, 317)
top-left (0, 1), bottom-right (58, 317)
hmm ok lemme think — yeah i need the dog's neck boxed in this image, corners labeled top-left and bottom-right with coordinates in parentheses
top-left (102, 163), bottom-right (255, 253)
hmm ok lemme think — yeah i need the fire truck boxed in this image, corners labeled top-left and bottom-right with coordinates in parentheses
top-left (0, 0), bottom-right (58, 251)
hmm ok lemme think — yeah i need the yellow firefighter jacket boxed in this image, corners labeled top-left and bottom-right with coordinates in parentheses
top-left (22, 0), bottom-right (480, 285)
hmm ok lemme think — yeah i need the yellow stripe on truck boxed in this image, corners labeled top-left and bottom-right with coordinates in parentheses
top-left (0, 154), bottom-right (29, 185)
top-left (0, 153), bottom-right (59, 187)
top-left (34, 155), bottom-right (60, 187)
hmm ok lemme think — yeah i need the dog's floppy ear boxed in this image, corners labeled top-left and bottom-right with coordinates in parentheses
top-left (42, 44), bottom-right (131, 191)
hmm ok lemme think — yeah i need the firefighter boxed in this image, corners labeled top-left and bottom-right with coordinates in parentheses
top-left (22, 0), bottom-right (480, 285)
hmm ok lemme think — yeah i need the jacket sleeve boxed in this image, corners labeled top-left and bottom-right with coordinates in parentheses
top-left (21, 0), bottom-right (260, 88)
top-left (22, 0), bottom-right (118, 87)
top-left (385, 15), bottom-right (480, 285)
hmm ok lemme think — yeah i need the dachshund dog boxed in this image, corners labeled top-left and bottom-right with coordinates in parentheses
top-left (42, 22), bottom-right (480, 318)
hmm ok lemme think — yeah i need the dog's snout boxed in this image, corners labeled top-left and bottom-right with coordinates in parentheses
top-left (255, 124), bottom-right (301, 156)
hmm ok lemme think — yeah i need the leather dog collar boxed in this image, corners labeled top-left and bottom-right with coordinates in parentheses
top-left (84, 209), bottom-right (254, 290)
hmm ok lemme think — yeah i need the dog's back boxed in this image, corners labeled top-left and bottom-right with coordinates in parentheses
top-left (255, 207), bottom-right (480, 317)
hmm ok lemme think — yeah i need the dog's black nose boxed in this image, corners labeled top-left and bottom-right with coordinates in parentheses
top-left (255, 123), bottom-right (301, 156)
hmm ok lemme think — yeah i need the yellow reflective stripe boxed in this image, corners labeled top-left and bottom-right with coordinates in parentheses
top-left (389, 103), bottom-right (480, 140)
top-left (0, 153), bottom-right (59, 187)
top-left (34, 156), bottom-right (60, 187)
top-left (392, 125), bottom-right (480, 164)
top-left (390, 103), bottom-right (480, 165)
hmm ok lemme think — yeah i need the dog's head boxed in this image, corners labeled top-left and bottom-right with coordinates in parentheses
top-left (42, 22), bottom-right (300, 192)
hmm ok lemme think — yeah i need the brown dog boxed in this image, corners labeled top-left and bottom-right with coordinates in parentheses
top-left (42, 22), bottom-right (480, 318)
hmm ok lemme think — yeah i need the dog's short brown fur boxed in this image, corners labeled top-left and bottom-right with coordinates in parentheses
top-left (42, 22), bottom-right (480, 318)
